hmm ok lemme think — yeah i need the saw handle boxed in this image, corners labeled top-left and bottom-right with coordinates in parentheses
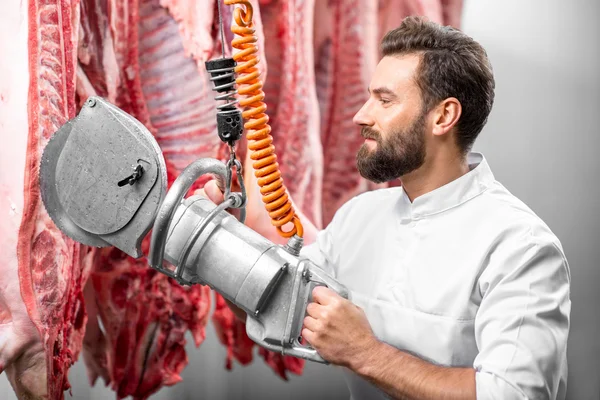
top-left (284, 261), bottom-right (351, 363)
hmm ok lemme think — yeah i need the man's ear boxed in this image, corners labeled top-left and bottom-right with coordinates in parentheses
top-left (431, 98), bottom-right (461, 137)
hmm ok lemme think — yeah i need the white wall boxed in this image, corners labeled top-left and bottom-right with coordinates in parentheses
top-left (1, 0), bottom-right (598, 399)
top-left (462, 1), bottom-right (600, 399)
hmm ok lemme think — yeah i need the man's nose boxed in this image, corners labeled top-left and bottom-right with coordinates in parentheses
top-left (353, 100), bottom-right (374, 127)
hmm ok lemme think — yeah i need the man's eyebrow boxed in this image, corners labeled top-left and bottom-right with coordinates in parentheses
top-left (368, 87), bottom-right (397, 98)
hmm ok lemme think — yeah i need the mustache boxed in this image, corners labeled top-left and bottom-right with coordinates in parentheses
top-left (361, 127), bottom-right (381, 140)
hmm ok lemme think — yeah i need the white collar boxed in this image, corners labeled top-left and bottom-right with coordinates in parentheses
top-left (397, 152), bottom-right (495, 220)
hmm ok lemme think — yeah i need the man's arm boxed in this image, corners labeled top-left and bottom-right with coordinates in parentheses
top-left (352, 338), bottom-right (475, 400)
top-left (303, 234), bottom-right (571, 400)
top-left (302, 287), bottom-right (476, 400)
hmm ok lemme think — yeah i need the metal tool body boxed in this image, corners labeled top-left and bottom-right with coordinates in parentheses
top-left (40, 97), bottom-right (349, 363)
top-left (40, 97), bottom-right (168, 257)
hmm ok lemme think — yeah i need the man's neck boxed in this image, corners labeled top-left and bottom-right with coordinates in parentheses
top-left (400, 152), bottom-right (470, 202)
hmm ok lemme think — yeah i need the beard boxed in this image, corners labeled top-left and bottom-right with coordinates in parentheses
top-left (356, 111), bottom-right (427, 183)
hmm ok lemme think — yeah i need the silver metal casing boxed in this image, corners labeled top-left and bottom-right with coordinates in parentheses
top-left (162, 195), bottom-right (350, 363)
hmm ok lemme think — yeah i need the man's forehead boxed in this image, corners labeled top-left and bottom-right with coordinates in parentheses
top-left (370, 54), bottom-right (421, 93)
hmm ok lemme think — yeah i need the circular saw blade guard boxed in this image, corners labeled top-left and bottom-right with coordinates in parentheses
top-left (40, 96), bottom-right (168, 258)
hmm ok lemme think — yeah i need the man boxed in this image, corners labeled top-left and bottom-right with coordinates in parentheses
top-left (201, 16), bottom-right (571, 400)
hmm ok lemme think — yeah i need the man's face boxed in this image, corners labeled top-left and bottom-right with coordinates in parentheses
top-left (353, 54), bottom-right (428, 183)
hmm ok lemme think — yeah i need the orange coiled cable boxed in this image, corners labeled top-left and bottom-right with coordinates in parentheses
top-left (223, 0), bottom-right (303, 239)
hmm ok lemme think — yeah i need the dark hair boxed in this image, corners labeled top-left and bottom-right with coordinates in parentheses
top-left (381, 16), bottom-right (495, 154)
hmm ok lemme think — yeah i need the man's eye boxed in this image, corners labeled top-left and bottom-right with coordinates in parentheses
top-left (380, 98), bottom-right (391, 105)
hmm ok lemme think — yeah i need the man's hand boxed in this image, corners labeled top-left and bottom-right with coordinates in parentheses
top-left (303, 286), bottom-right (476, 400)
top-left (302, 286), bottom-right (377, 369)
top-left (194, 179), bottom-right (225, 207)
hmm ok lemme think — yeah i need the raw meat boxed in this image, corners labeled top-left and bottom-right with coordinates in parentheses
top-left (139, 0), bottom-right (222, 172)
top-left (258, 346), bottom-right (304, 380)
top-left (0, 0), bottom-right (464, 398)
top-left (0, 1), bottom-right (46, 399)
top-left (211, 293), bottom-right (255, 369)
top-left (77, 0), bottom-right (120, 105)
top-left (377, 0), bottom-right (464, 55)
top-left (159, 0), bottom-right (218, 63)
top-left (80, 279), bottom-right (110, 387)
top-left (316, 0), bottom-right (379, 226)
top-left (258, 0), bottom-right (323, 229)
top-left (0, 0), bottom-right (223, 397)
top-left (441, 0), bottom-right (464, 28)
top-left (88, 244), bottom-right (212, 398)
top-left (110, 0), bottom-right (155, 129)
top-left (377, 0), bottom-right (444, 53)
top-left (2, 0), bottom-right (89, 399)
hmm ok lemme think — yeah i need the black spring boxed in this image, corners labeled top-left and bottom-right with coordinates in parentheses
top-left (205, 57), bottom-right (238, 111)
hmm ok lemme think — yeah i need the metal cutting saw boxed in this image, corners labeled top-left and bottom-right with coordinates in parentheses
top-left (39, 0), bottom-right (349, 365)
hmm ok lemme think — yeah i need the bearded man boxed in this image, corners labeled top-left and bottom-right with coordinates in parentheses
top-left (202, 16), bottom-right (571, 400)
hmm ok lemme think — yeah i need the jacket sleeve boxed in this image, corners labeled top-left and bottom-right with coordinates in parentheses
top-left (473, 231), bottom-right (571, 400)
